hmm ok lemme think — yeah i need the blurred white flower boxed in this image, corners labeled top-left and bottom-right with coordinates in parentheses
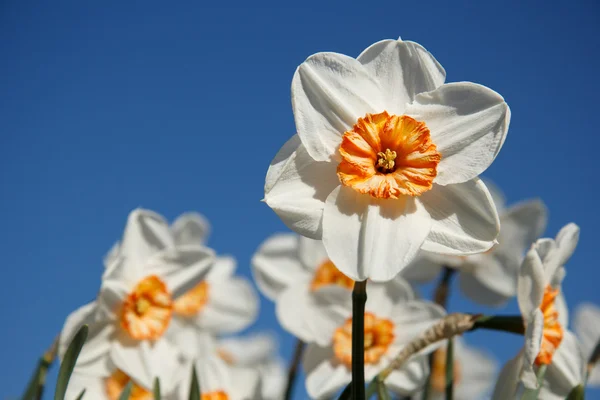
top-left (574, 302), bottom-right (600, 386)
top-left (418, 337), bottom-right (497, 400)
top-left (177, 356), bottom-right (261, 400)
top-left (264, 37), bottom-right (510, 281)
top-left (492, 223), bottom-right (586, 399)
top-left (59, 209), bottom-right (214, 379)
top-left (302, 282), bottom-right (445, 399)
top-left (170, 212), bottom-right (211, 247)
top-left (403, 183), bottom-right (547, 306)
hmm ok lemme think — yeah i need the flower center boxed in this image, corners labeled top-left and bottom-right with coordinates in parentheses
top-left (310, 260), bottom-right (354, 291)
top-left (337, 111), bottom-right (441, 199)
top-left (105, 370), bottom-right (151, 400)
top-left (535, 285), bottom-right (564, 365)
top-left (431, 348), bottom-right (462, 393)
top-left (202, 392), bottom-right (229, 400)
top-left (333, 312), bottom-right (395, 367)
top-left (173, 281), bottom-right (210, 317)
top-left (120, 275), bottom-right (172, 340)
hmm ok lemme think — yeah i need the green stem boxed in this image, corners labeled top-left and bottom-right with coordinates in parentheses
top-left (445, 338), bottom-right (454, 400)
top-left (433, 267), bottom-right (455, 308)
top-left (284, 339), bottom-right (306, 400)
top-left (585, 339), bottom-right (600, 383)
top-left (352, 280), bottom-right (368, 400)
top-left (471, 315), bottom-right (525, 335)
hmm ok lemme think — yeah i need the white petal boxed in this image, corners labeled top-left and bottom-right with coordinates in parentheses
top-left (357, 39), bottom-right (445, 115)
top-left (97, 276), bottom-right (129, 320)
top-left (491, 352), bottom-right (522, 400)
top-left (119, 209), bottom-right (174, 268)
top-left (481, 177), bottom-right (506, 212)
top-left (206, 255), bottom-right (237, 281)
top-left (406, 82), bottom-right (510, 185)
top-left (146, 245), bottom-right (215, 299)
top-left (297, 235), bottom-right (330, 272)
top-left (251, 232), bottom-right (310, 301)
top-left (323, 186), bottom-right (431, 281)
top-left (420, 179), bottom-right (500, 254)
top-left (65, 372), bottom-right (106, 400)
top-left (459, 270), bottom-right (513, 307)
top-left (264, 135), bottom-right (339, 239)
top-left (573, 302), bottom-right (600, 359)
top-left (59, 302), bottom-right (114, 377)
top-left (292, 52), bottom-right (385, 161)
top-left (366, 278), bottom-right (415, 316)
top-left (391, 301), bottom-right (446, 346)
top-left (194, 277), bottom-right (259, 334)
top-left (518, 246), bottom-right (546, 317)
top-left (229, 366), bottom-right (261, 400)
top-left (469, 254), bottom-right (518, 304)
top-left (542, 331), bottom-right (584, 397)
top-left (386, 356), bottom-right (429, 395)
top-left (194, 356), bottom-right (233, 394)
top-left (455, 342), bottom-right (497, 400)
top-left (171, 212), bottom-right (211, 246)
top-left (555, 223), bottom-right (580, 266)
top-left (303, 344), bottom-right (350, 399)
top-left (522, 309), bottom-right (544, 389)
top-left (103, 241), bottom-right (121, 269)
top-left (400, 252), bottom-right (443, 283)
top-left (258, 359), bottom-right (287, 400)
top-left (218, 332), bottom-right (277, 365)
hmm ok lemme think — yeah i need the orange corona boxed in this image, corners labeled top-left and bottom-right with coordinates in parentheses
top-left (310, 260), bottom-right (354, 291)
top-left (173, 281), bottom-right (210, 316)
top-left (337, 112), bottom-right (441, 199)
top-left (431, 348), bottom-right (462, 393)
top-left (201, 391), bottom-right (229, 400)
top-left (333, 312), bottom-right (395, 367)
top-left (120, 275), bottom-right (172, 340)
top-left (105, 370), bottom-right (152, 400)
top-left (535, 285), bottom-right (564, 365)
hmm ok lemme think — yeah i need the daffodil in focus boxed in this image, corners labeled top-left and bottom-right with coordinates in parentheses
top-left (302, 283), bottom-right (445, 399)
top-left (492, 223), bottom-right (586, 399)
top-left (264, 37), bottom-right (509, 281)
top-left (403, 182), bottom-right (547, 306)
top-left (574, 302), bottom-right (600, 385)
top-left (419, 338), bottom-right (497, 400)
top-left (59, 209), bottom-right (215, 380)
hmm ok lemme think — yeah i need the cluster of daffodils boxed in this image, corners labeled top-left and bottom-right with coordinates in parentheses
top-left (39, 35), bottom-right (599, 400)
top-left (59, 210), bottom-right (285, 400)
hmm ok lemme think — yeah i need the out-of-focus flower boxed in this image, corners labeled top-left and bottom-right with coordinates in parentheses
top-left (217, 333), bottom-right (286, 400)
top-left (167, 255), bottom-right (258, 356)
top-left (177, 356), bottom-right (260, 400)
top-left (492, 223), bottom-right (585, 399)
top-left (264, 37), bottom-right (510, 281)
top-left (170, 212), bottom-right (211, 247)
top-left (63, 333), bottom-right (181, 400)
top-left (574, 302), bottom-right (600, 386)
top-left (302, 282), bottom-right (445, 399)
top-left (419, 337), bottom-right (496, 400)
top-left (403, 183), bottom-right (547, 306)
top-left (59, 209), bottom-right (215, 377)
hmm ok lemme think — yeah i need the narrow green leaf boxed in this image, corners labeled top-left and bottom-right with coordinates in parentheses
top-left (188, 365), bottom-right (200, 400)
top-left (118, 381), bottom-right (133, 400)
top-left (376, 380), bottom-right (391, 400)
top-left (471, 315), bottom-right (525, 335)
top-left (445, 338), bottom-right (454, 400)
top-left (566, 384), bottom-right (585, 400)
top-left (153, 377), bottom-right (161, 400)
top-left (520, 365), bottom-right (547, 400)
top-left (75, 389), bottom-right (86, 400)
top-left (22, 358), bottom-right (51, 400)
top-left (365, 378), bottom-right (378, 399)
top-left (54, 324), bottom-right (89, 400)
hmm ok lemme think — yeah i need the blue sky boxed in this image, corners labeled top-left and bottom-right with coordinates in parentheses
top-left (1, 0), bottom-right (599, 398)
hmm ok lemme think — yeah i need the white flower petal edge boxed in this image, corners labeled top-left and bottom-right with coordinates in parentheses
top-left (65, 372), bottom-right (106, 400)
top-left (574, 302), bottom-right (600, 386)
top-left (119, 209), bottom-right (174, 268)
top-left (357, 39), bottom-right (446, 116)
top-left (420, 178), bottom-right (500, 255)
top-left (405, 82), bottom-right (510, 185)
top-left (171, 212), bottom-right (211, 247)
top-left (491, 351), bottom-right (523, 400)
top-left (323, 186), bottom-right (431, 281)
top-left (540, 331), bottom-right (585, 399)
top-left (264, 135), bottom-right (339, 239)
top-left (303, 345), bottom-right (351, 400)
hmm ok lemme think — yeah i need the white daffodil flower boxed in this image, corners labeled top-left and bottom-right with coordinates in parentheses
top-left (59, 209), bottom-right (215, 376)
top-left (63, 333), bottom-right (181, 400)
top-left (302, 283), bottom-right (445, 399)
top-left (252, 233), bottom-right (411, 343)
top-left (217, 333), bottom-right (286, 400)
top-left (166, 255), bottom-right (259, 356)
top-left (416, 337), bottom-right (496, 400)
top-left (177, 356), bottom-right (261, 400)
top-left (264, 37), bottom-right (510, 282)
top-left (492, 223), bottom-right (586, 399)
top-left (403, 182), bottom-right (547, 306)
top-left (170, 211), bottom-right (211, 247)
top-left (574, 302), bottom-right (600, 386)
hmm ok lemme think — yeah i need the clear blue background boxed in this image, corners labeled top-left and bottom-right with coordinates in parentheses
top-left (1, 1), bottom-right (599, 398)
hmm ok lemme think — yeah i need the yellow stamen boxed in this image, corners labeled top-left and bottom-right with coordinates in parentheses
top-left (376, 148), bottom-right (397, 172)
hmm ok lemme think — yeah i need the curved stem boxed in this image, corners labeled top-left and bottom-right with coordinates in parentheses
top-left (352, 280), bottom-right (368, 400)
top-left (434, 266), bottom-right (455, 309)
top-left (284, 339), bottom-right (306, 400)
